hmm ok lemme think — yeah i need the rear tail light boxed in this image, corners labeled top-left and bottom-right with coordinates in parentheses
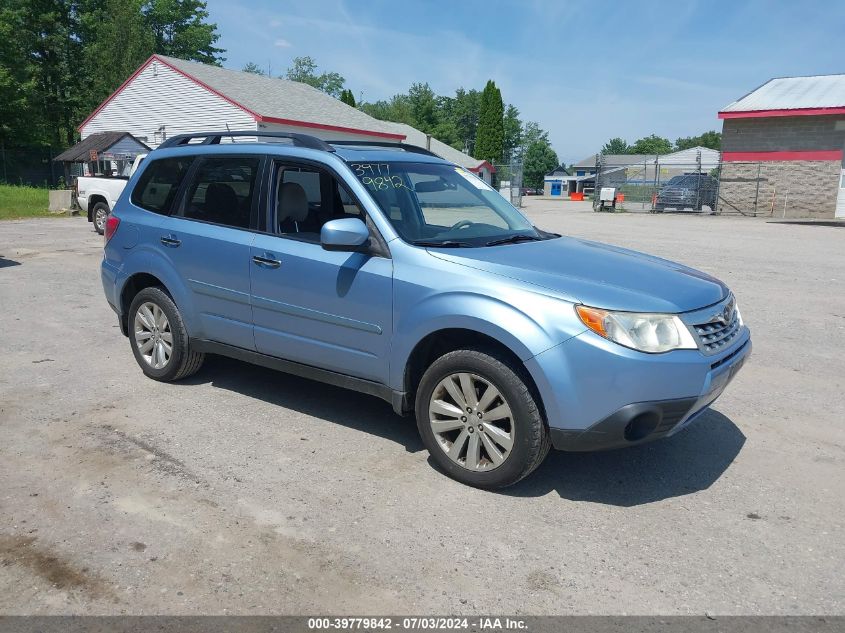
top-left (104, 215), bottom-right (120, 243)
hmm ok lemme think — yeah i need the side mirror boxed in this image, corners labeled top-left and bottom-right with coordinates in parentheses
top-left (320, 218), bottom-right (370, 252)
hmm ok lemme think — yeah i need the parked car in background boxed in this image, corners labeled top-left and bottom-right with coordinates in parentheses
top-left (101, 131), bottom-right (750, 489)
top-left (76, 154), bottom-right (146, 234)
top-left (654, 174), bottom-right (718, 212)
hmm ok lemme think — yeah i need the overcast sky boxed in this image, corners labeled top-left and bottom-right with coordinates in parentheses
top-left (205, 0), bottom-right (845, 164)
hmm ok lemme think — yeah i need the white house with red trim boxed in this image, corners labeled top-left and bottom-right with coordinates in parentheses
top-left (718, 73), bottom-right (845, 218)
top-left (79, 54), bottom-right (494, 183)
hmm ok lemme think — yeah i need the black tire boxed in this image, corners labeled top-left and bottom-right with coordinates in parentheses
top-left (127, 287), bottom-right (204, 382)
top-left (92, 202), bottom-right (110, 235)
top-left (415, 348), bottom-right (550, 489)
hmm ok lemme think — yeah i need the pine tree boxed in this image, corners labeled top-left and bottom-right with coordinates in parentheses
top-left (474, 80), bottom-right (504, 164)
top-left (340, 88), bottom-right (356, 107)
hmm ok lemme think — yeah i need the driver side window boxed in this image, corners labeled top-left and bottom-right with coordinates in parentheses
top-left (273, 162), bottom-right (365, 243)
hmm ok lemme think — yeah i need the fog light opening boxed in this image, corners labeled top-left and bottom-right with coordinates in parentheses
top-left (624, 411), bottom-right (661, 442)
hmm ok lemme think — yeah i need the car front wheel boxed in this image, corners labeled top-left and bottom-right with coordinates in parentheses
top-left (415, 348), bottom-right (550, 489)
top-left (128, 287), bottom-right (204, 382)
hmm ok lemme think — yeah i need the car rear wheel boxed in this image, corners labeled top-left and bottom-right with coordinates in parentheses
top-left (128, 287), bottom-right (204, 382)
top-left (415, 348), bottom-right (550, 489)
top-left (92, 202), bottom-right (109, 235)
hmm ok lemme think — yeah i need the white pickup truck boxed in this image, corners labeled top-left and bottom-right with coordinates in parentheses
top-left (76, 154), bottom-right (146, 234)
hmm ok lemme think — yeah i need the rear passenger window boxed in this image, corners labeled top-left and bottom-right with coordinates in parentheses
top-left (181, 157), bottom-right (260, 229)
top-left (131, 157), bottom-right (192, 214)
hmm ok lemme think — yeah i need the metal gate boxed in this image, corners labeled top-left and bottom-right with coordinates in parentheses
top-left (593, 151), bottom-right (718, 213)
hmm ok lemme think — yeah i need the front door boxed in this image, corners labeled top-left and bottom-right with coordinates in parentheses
top-left (836, 168), bottom-right (845, 218)
top-left (159, 155), bottom-right (262, 350)
top-left (250, 162), bottom-right (393, 384)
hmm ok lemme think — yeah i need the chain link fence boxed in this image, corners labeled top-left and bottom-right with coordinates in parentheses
top-left (492, 159), bottom-right (523, 207)
top-left (0, 146), bottom-right (69, 188)
top-left (589, 152), bottom-right (841, 218)
top-left (592, 152), bottom-right (718, 213)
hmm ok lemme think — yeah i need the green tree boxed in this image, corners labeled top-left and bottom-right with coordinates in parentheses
top-left (674, 130), bottom-right (721, 151)
top-left (451, 87), bottom-right (481, 153)
top-left (242, 61), bottom-right (265, 75)
top-left (80, 0), bottom-right (154, 109)
top-left (630, 134), bottom-right (672, 155)
top-left (502, 104), bottom-right (522, 161)
top-left (284, 56), bottom-right (345, 98)
top-left (601, 137), bottom-right (630, 154)
top-left (475, 79), bottom-right (504, 164)
top-left (8, 0), bottom-right (86, 147)
top-left (143, 0), bottom-right (223, 65)
top-left (520, 121), bottom-right (549, 149)
top-left (359, 94), bottom-right (414, 125)
top-left (339, 88), bottom-right (356, 107)
top-left (523, 140), bottom-right (558, 189)
top-left (0, 1), bottom-right (36, 146)
top-left (0, 0), bottom-right (226, 150)
top-left (407, 82), bottom-right (437, 133)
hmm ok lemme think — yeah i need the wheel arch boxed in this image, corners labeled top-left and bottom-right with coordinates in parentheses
top-left (115, 241), bottom-right (196, 334)
top-left (87, 194), bottom-right (108, 221)
top-left (119, 273), bottom-right (169, 335)
top-left (117, 254), bottom-right (198, 338)
top-left (399, 327), bottom-right (547, 422)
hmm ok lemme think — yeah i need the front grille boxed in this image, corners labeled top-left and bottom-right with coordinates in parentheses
top-left (692, 299), bottom-right (741, 355)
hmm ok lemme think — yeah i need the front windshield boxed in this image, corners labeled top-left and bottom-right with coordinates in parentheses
top-left (346, 160), bottom-right (549, 247)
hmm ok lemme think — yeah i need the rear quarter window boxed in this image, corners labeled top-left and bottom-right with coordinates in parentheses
top-left (131, 157), bottom-right (193, 214)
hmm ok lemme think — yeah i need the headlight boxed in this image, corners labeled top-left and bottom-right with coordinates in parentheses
top-left (575, 305), bottom-right (698, 353)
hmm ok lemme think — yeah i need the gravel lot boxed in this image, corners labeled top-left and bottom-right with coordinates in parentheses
top-left (0, 200), bottom-right (843, 615)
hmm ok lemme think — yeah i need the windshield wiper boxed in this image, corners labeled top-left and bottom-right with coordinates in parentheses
top-left (485, 234), bottom-right (544, 247)
top-left (411, 239), bottom-right (473, 248)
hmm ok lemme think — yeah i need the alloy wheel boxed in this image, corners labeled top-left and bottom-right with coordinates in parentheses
top-left (428, 372), bottom-right (515, 471)
top-left (133, 302), bottom-right (173, 369)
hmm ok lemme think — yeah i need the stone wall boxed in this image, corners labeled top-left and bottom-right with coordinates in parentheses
top-left (718, 160), bottom-right (840, 218)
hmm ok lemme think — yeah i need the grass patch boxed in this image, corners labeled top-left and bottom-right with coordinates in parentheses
top-left (0, 184), bottom-right (51, 220)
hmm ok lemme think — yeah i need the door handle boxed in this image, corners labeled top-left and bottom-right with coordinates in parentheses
top-left (252, 254), bottom-right (281, 269)
top-left (160, 235), bottom-right (181, 247)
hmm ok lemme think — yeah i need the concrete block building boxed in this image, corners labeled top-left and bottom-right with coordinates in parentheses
top-left (718, 74), bottom-right (845, 218)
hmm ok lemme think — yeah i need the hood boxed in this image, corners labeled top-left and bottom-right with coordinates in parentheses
top-left (427, 236), bottom-right (728, 313)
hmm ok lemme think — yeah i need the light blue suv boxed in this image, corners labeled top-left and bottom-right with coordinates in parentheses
top-left (101, 131), bottom-right (751, 488)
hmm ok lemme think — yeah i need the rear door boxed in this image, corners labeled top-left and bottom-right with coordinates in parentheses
top-left (157, 154), bottom-right (264, 350)
top-left (250, 159), bottom-right (393, 383)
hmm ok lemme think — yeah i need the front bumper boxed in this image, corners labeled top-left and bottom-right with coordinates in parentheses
top-left (526, 327), bottom-right (751, 452)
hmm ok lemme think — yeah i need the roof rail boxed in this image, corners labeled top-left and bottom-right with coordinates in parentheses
top-left (157, 131), bottom-right (335, 152)
top-left (328, 140), bottom-right (440, 157)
